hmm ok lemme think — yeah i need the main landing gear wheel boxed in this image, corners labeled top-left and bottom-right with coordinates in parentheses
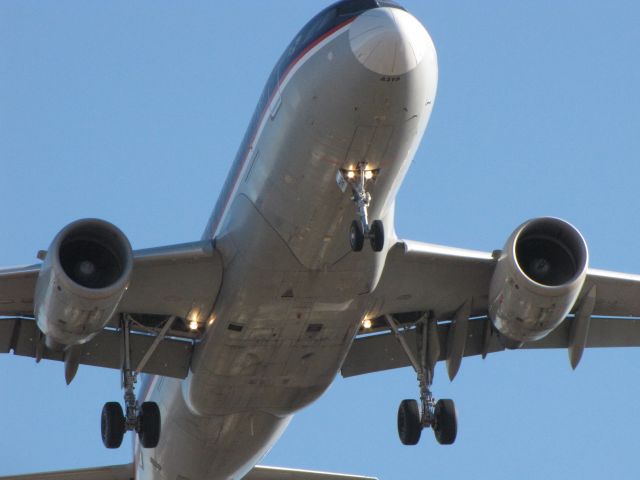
top-left (397, 399), bottom-right (422, 446)
top-left (384, 314), bottom-right (460, 447)
top-left (100, 400), bottom-right (162, 449)
top-left (350, 220), bottom-right (364, 252)
top-left (101, 315), bottom-right (163, 450)
top-left (369, 219), bottom-right (384, 252)
top-left (395, 397), bottom-right (458, 447)
top-left (101, 402), bottom-right (125, 449)
top-left (434, 399), bottom-right (457, 445)
top-left (138, 401), bottom-right (161, 448)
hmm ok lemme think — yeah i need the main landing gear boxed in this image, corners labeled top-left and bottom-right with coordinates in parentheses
top-left (101, 315), bottom-right (161, 449)
top-left (385, 314), bottom-right (458, 446)
top-left (340, 163), bottom-right (384, 253)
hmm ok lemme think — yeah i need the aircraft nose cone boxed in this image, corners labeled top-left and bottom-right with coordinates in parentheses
top-left (349, 7), bottom-right (434, 76)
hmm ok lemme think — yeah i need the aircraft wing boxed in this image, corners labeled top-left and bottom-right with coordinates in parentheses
top-left (245, 466), bottom-right (377, 479)
top-left (0, 240), bottom-right (222, 318)
top-left (0, 264), bottom-right (39, 316)
top-left (0, 463), bottom-right (134, 480)
top-left (372, 240), bottom-right (496, 320)
top-left (0, 240), bottom-right (222, 380)
top-left (0, 464), bottom-right (376, 480)
top-left (373, 239), bottom-right (640, 319)
top-left (342, 239), bottom-right (640, 378)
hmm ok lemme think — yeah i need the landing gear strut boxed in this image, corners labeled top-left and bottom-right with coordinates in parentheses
top-left (101, 315), bottom-right (161, 449)
top-left (341, 163), bottom-right (384, 253)
top-left (385, 314), bottom-right (458, 446)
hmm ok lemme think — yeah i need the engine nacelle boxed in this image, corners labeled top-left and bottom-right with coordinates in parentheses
top-left (34, 219), bottom-right (133, 349)
top-left (488, 217), bottom-right (588, 343)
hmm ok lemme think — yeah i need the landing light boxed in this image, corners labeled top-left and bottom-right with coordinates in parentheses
top-left (189, 320), bottom-right (199, 331)
top-left (362, 318), bottom-right (372, 329)
top-left (347, 171), bottom-right (356, 179)
top-left (364, 170), bottom-right (373, 180)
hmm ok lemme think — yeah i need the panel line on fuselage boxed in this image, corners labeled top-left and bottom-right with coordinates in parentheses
top-left (205, 18), bottom-right (356, 240)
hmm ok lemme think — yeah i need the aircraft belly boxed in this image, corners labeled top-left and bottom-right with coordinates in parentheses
top-left (137, 378), bottom-right (291, 480)
top-left (148, 22), bottom-right (437, 480)
top-left (145, 197), bottom-right (372, 479)
top-left (185, 195), bottom-right (370, 418)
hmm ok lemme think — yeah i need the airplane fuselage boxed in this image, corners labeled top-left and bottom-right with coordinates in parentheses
top-left (136, 4), bottom-right (437, 479)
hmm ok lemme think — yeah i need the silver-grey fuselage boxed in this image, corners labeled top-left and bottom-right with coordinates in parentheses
top-left (136, 5), bottom-right (437, 479)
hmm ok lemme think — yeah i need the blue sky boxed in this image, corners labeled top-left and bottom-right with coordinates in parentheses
top-left (2, 1), bottom-right (640, 478)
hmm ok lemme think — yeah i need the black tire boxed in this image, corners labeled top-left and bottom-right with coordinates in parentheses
top-left (434, 399), bottom-right (457, 445)
top-left (397, 399), bottom-right (422, 445)
top-left (350, 220), bottom-right (364, 252)
top-left (101, 402), bottom-right (125, 449)
top-left (138, 401), bottom-right (161, 449)
top-left (369, 219), bottom-right (384, 252)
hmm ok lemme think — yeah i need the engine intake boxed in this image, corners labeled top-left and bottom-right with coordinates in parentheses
top-left (489, 217), bottom-right (588, 343)
top-left (35, 219), bottom-right (133, 349)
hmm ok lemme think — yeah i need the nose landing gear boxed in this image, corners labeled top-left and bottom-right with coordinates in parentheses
top-left (385, 314), bottom-right (458, 446)
top-left (340, 163), bottom-right (384, 253)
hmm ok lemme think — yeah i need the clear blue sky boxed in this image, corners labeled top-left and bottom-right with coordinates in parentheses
top-left (2, 1), bottom-right (640, 478)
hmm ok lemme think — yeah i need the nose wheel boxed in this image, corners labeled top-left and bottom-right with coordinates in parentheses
top-left (350, 221), bottom-right (365, 252)
top-left (340, 163), bottom-right (384, 253)
top-left (369, 219), bottom-right (384, 252)
top-left (101, 315), bottom-right (161, 449)
top-left (385, 314), bottom-right (459, 446)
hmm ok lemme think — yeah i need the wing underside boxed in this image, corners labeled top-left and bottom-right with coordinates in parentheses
top-left (0, 240), bottom-right (223, 380)
top-left (342, 315), bottom-right (640, 377)
top-left (342, 240), bottom-right (640, 378)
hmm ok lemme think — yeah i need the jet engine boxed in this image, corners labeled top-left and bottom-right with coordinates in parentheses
top-left (34, 219), bottom-right (133, 349)
top-left (488, 217), bottom-right (588, 343)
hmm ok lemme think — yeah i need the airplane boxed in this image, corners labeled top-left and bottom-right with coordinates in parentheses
top-left (2, 0), bottom-right (640, 478)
